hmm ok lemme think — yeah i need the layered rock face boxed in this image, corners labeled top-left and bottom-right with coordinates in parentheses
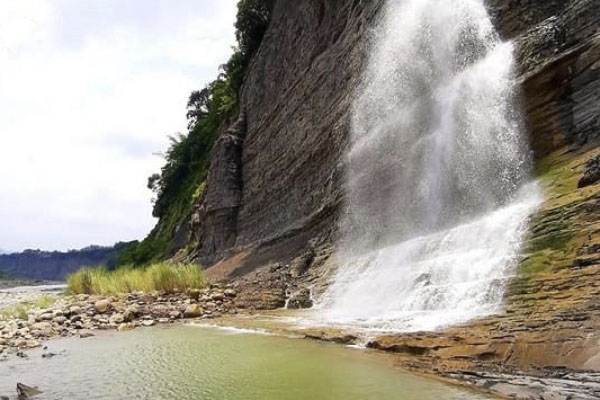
top-left (190, 0), bottom-right (385, 268)
top-left (190, 0), bottom-right (599, 295)
top-left (184, 0), bottom-right (600, 394)
top-left (489, 0), bottom-right (600, 157)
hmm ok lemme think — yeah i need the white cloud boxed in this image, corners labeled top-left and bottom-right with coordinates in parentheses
top-left (0, 0), bottom-right (238, 251)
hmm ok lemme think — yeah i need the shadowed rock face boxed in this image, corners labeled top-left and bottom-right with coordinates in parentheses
top-left (190, 0), bottom-right (599, 275)
top-left (190, 113), bottom-right (247, 262)
top-left (190, 0), bottom-right (385, 266)
top-left (493, 0), bottom-right (600, 158)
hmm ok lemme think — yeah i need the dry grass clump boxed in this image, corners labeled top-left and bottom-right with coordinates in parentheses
top-left (67, 263), bottom-right (206, 295)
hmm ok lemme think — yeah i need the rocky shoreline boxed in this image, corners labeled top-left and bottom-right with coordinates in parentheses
top-left (4, 284), bottom-right (600, 399)
top-left (0, 286), bottom-right (238, 359)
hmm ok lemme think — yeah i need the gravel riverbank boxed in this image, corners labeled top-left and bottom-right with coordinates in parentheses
top-left (0, 285), bottom-right (238, 359)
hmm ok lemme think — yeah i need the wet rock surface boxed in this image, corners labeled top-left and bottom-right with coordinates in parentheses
top-left (445, 371), bottom-right (600, 400)
top-left (355, 148), bottom-right (600, 399)
top-left (204, 146), bottom-right (600, 399)
top-left (286, 289), bottom-right (313, 310)
top-left (489, 0), bottom-right (600, 158)
top-left (189, 0), bottom-right (599, 279)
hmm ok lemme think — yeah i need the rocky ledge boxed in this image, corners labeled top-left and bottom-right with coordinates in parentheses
top-left (0, 286), bottom-right (238, 359)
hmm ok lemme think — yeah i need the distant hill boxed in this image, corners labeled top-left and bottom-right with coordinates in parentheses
top-left (0, 242), bottom-right (137, 281)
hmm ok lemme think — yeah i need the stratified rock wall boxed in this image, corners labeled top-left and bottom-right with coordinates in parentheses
top-left (489, 0), bottom-right (600, 157)
top-left (191, 0), bottom-right (599, 276)
top-left (191, 113), bottom-right (246, 259)
top-left (192, 0), bottom-right (385, 265)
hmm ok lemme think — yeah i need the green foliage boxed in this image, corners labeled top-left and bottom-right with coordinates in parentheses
top-left (192, 182), bottom-right (207, 203)
top-left (125, 0), bottom-right (274, 266)
top-left (235, 0), bottom-right (274, 64)
top-left (67, 263), bottom-right (207, 296)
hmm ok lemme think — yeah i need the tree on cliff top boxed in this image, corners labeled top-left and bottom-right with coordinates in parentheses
top-left (236, 0), bottom-right (274, 65)
top-left (120, 0), bottom-right (274, 266)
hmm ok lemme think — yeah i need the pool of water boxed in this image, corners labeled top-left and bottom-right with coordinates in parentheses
top-left (0, 324), bottom-right (494, 400)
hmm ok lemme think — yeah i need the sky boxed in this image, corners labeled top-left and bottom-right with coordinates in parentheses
top-left (0, 0), bottom-right (238, 252)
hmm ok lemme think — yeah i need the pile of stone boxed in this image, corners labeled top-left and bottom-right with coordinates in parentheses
top-left (0, 286), bottom-right (237, 357)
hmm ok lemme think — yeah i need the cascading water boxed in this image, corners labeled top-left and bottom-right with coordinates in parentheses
top-left (316, 0), bottom-right (542, 332)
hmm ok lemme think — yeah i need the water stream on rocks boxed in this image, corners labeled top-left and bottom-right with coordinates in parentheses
top-left (317, 0), bottom-right (541, 331)
top-left (0, 324), bottom-right (494, 400)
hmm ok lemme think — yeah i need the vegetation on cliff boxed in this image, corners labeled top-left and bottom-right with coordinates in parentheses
top-left (517, 147), bottom-right (600, 281)
top-left (119, 0), bottom-right (274, 266)
top-left (67, 263), bottom-right (206, 295)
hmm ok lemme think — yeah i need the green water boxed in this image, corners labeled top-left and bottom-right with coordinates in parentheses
top-left (0, 324), bottom-right (493, 400)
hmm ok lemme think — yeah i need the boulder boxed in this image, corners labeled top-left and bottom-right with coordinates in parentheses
top-left (210, 292), bottom-right (225, 302)
top-left (183, 304), bottom-right (204, 318)
top-left (31, 322), bottom-right (51, 330)
top-left (188, 289), bottom-right (201, 302)
top-left (26, 340), bottom-right (41, 348)
top-left (123, 305), bottom-right (140, 323)
top-left (39, 313), bottom-right (53, 322)
top-left (139, 293), bottom-right (157, 304)
top-left (70, 314), bottom-right (82, 323)
top-left (16, 383), bottom-right (43, 398)
top-left (68, 305), bottom-right (82, 315)
top-left (109, 313), bottom-right (125, 324)
top-left (117, 323), bottom-right (133, 332)
top-left (286, 289), bottom-right (313, 309)
top-left (94, 300), bottom-right (111, 314)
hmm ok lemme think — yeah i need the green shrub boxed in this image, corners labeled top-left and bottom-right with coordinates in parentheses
top-left (67, 263), bottom-right (206, 295)
top-left (123, 1), bottom-right (275, 266)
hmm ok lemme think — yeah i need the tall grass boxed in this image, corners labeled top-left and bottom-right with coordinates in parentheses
top-left (67, 263), bottom-right (206, 295)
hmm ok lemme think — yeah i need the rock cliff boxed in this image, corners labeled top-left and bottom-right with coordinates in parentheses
top-left (181, 0), bottom-right (600, 394)
top-left (189, 0), bottom-right (385, 269)
top-left (190, 0), bottom-right (599, 287)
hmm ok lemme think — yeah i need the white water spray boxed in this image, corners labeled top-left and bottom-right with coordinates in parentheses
top-left (317, 0), bottom-right (541, 332)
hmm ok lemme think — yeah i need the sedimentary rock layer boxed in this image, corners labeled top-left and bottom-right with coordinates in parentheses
top-left (190, 0), bottom-right (599, 275)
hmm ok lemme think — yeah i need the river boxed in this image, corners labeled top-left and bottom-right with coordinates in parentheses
top-left (0, 323), bottom-right (494, 400)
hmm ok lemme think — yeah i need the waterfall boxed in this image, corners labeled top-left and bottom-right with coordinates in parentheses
top-left (317, 0), bottom-right (542, 332)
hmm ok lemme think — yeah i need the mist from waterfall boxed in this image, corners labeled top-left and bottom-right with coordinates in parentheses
top-left (317, 0), bottom-right (542, 332)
